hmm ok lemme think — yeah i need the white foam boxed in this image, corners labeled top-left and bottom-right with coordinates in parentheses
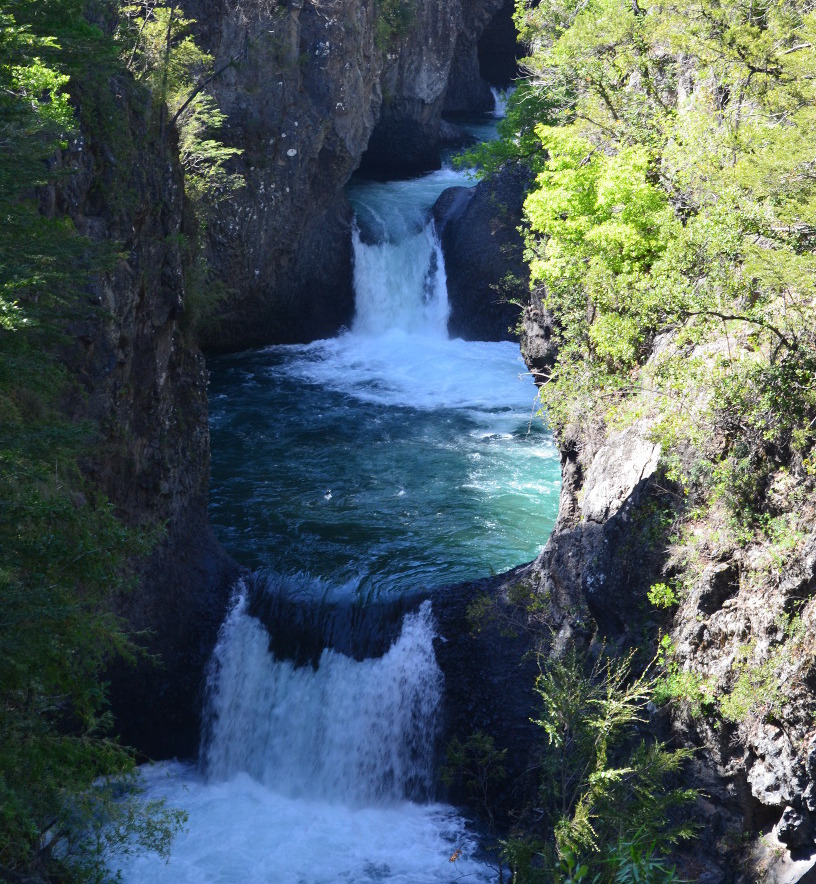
top-left (117, 763), bottom-right (496, 884)
top-left (490, 87), bottom-right (515, 119)
top-left (203, 600), bottom-right (442, 804)
top-left (351, 224), bottom-right (450, 337)
top-left (347, 168), bottom-right (474, 243)
top-left (118, 600), bottom-right (497, 883)
top-left (271, 333), bottom-right (538, 418)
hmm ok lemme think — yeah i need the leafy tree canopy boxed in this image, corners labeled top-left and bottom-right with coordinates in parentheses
top-left (503, 0), bottom-right (816, 530)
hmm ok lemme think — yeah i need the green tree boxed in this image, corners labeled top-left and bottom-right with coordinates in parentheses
top-left (507, 652), bottom-right (696, 883)
top-left (508, 0), bottom-right (816, 522)
top-left (1, 2), bottom-right (186, 879)
top-left (118, 3), bottom-right (243, 206)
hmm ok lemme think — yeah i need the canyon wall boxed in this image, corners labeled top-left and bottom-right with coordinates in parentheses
top-left (433, 162), bottom-right (531, 341)
top-left (514, 306), bottom-right (816, 883)
top-left (179, 0), bottom-right (516, 351)
top-left (47, 74), bottom-right (238, 759)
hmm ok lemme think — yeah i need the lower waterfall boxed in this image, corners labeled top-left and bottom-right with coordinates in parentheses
top-left (202, 592), bottom-right (442, 805)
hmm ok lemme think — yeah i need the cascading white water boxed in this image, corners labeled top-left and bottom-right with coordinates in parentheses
top-left (203, 591), bottom-right (442, 804)
top-left (490, 86), bottom-right (514, 118)
top-left (352, 223), bottom-right (449, 337)
top-left (117, 125), bottom-right (557, 883)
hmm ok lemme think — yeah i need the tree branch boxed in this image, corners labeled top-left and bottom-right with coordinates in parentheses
top-left (171, 42), bottom-right (247, 127)
top-left (683, 309), bottom-right (795, 351)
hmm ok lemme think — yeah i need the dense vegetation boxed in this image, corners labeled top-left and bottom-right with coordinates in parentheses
top-left (457, 0), bottom-right (816, 879)
top-left (510, 0), bottom-right (816, 524)
top-left (0, 1), bottom-right (240, 879)
top-left (445, 650), bottom-right (697, 883)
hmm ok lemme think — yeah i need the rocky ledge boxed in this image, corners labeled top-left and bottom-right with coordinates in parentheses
top-left (440, 299), bottom-right (816, 882)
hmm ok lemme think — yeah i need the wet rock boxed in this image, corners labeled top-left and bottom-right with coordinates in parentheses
top-left (439, 118), bottom-right (475, 149)
top-left (433, 163), bottom-right (532, 341)
top-left (431, 566), bottom-right (550, 816)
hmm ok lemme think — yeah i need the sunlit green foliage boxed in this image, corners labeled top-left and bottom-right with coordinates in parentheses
top-left (118, 3), bottom-right (243, 205)
top-left (505, 652), bottom-right (696, 882)
top-left (509, 0), bottom-right (816, 531)
top-left (496, 5), bottom-right (816, 868)
top-left (455, 81), bottom-right (559, 176)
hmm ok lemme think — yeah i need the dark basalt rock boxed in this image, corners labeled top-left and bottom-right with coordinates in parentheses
top-left (359, 106), bottom-right (445, 177)
top-left (443, 0), bottom-right (507, 114)
top-left (46, 74), bottom-right (237, 759)
top-left (477, 0), bottom-right (522, 88)
top-left (433, 163), bottom-right (532, 341)
top-left (431, 567), bottom-right (542, 815)
top-left (778, 806), bottom-right (816, 850)
top-left (179, 0), bottom-right (382, 352)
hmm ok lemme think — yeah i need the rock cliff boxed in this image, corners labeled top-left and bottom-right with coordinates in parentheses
top-left (430, 286), bottom-right (816, 881)
top-left (178, 0), bottom-right (517, 351)
top-left (46, 74), bottom-right (238, 758)
top-left (433, 162), bottom-right (531, 341)
top-left (491, 306), bottom-right (816, 882)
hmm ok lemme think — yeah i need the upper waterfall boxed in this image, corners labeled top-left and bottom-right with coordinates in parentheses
top-left (351, 223), bottom-right (449, 337)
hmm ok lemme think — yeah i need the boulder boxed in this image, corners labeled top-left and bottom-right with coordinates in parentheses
top-left (433, 162), bottom-right (532, 341)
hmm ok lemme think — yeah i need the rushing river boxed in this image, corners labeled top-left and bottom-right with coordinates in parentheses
top-left (119, 109), bottom-right (561, 884)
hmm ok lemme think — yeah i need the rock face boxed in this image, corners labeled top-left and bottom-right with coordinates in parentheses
top-left (360, 0), bottom-right (462, 176)
top-left (182, 0), bottom-right (382, 352)
top-left (46, 75), bottom-right (238, 758)
top-left (519, 285), bottom-right (556, 383)
top-left (476, 0), bottom-right (520, 88)
top-left (440, 313), bottom-right (816, 881)
top-left (428, 413), bottom-right (669, 821)
top-left (433, 163), bottom-right (531, 341)
top-left (431, 568), bottom-right (542, 815)
top-left (444, 0), bottom-right (515, 113)
top-left (178, 0), bottom-right (516, 351)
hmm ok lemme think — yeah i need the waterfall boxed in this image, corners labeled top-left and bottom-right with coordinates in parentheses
top-left (116, 133), bottom-right (554, 883)
top-left (351, 222), bottom-right (449, 337)
top-left (202, 586), bottom-right (442, 805)
top-left (490, 86), bottom-right (513, 118)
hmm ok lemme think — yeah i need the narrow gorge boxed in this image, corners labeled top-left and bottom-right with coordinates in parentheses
top-left (4, 1), bottom-right (816, 883)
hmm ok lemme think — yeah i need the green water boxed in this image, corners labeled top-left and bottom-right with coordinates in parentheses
top-left (208, 333), bottom-right (561, 598)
